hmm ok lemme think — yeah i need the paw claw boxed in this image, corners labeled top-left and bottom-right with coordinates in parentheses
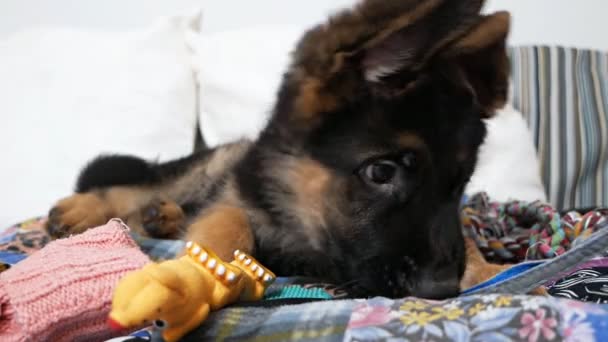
top-left (48, 207), bottom-right (60, 218)
top-left (143, 206), bottom-right (159, 220)
top-left (45, 193), bottom-right (109, 239)
top-left (140, 199), bottom-right (184, 238)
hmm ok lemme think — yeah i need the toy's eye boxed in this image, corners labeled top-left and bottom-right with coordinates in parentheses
top-left (154, 320), bottom-right (168, 330)
top-left (364, 160), bottom-right (398, 184)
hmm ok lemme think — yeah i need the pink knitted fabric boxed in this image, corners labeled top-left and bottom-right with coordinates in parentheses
top-left (0, 219), bottom-right (150, 342)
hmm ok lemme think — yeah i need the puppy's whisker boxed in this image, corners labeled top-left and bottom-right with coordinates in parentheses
top-left (334, 279), bottom-right (361, 290)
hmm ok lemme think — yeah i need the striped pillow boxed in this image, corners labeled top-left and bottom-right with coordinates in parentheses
top-left (509, 46), bottom-right (608, 210)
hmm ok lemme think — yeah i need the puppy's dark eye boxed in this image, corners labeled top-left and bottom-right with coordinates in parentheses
top-left (364, 161), bottom-right (398, 184)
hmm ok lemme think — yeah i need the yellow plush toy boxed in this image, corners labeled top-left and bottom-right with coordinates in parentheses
top-left (108, 242), bottom-right (276, 342)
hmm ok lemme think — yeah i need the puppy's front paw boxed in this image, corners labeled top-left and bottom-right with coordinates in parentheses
top-left (460, 262), bottom-right (511, 290)
top-left (528, 286), bottom-right (548, 296)
top-left (460, 238), bottom-right (546, 296)
top-left (461, 262), bottom-right (547, 296)
top-left (141, 199), bottom-right (184, 239)
top-left (46, 193), bottom-right (110, 239)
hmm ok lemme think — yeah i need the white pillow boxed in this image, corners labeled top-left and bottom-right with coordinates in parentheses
top-left (465, 104), bottom-right (547, 202)
top-left (191, 26), bottom-right (547, 203)
top-left (189, 25), bottom-right (305, 146)
top-left (0, 14), bottom-right (200, 227)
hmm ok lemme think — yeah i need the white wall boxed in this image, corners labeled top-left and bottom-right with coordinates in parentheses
top-left (192, 0), bottom-right (356, 33)
top-left (0, 0), bottom-right (195, 35)
top-left (0, 0), bottom-right (354, 36)
top-left (1, 0), bottom-right (606, 50)
top-left (484, 0), bottom-right (608, 51)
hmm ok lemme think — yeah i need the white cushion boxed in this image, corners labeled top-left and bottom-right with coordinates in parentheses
top-left (189, 25), bottom-right (304, 146)
top-left (0, 14), bottom-right (200, 227)
top-left (465, 104), bottom-right (547, 202)
top-left (191, 26), bottom-right (547, 203)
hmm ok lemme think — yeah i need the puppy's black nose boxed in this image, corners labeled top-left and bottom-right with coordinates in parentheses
top-left (410, 268), bottom-right (461, 300)
top-left (411, 281), bottom-right (460, 300)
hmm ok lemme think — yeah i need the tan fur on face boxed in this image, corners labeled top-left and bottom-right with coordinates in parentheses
top-left (396, 132), bottom-right (426, 150)
top-left (289, 158), bottom-right (332, 230)
top-left (268, 157), bottom-right (334, 249)
top-left (295, 77), bottom-right (339, 119)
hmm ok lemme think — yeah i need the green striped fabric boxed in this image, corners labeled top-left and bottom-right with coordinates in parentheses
top-left (509, 46), bottom-right (608, 210)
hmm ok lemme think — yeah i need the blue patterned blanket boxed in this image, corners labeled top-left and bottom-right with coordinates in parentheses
top-left (4, 195), bottom-right (608, 341)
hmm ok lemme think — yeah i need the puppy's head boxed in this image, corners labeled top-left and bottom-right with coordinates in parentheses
top-left (262, 0), bottom-right (510, 299)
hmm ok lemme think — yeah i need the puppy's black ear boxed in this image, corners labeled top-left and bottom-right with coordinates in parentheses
top-left (441, 11), bottom-right (511, 117)
top-left (283, 0), bottom-right (487, 124)
top-left (357, 0), bottom-right (488, 84)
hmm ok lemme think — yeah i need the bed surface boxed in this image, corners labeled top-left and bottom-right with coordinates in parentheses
top-left (3, 194), bottom-right (608, 341)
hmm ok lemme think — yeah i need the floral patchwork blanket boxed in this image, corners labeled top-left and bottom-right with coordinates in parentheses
top-left (175, 295), bottom-right (608, 342)
top-left (342, 296), bottom-right (608, 342)
top-left (4, 193), bottom-right (608, 341)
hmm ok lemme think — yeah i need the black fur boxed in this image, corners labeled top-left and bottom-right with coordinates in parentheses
top-left (48, 0), bottom-right (510, 300)
top-left (76, 151), bottom-right (213, 193)
top-left (233, 65), bottom-right (486, 298)
top-left (76, 155), bottom-right (156, 193)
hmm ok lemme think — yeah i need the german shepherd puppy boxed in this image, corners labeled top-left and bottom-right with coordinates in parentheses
top-left (46, 0), bottom-right (511, 299)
